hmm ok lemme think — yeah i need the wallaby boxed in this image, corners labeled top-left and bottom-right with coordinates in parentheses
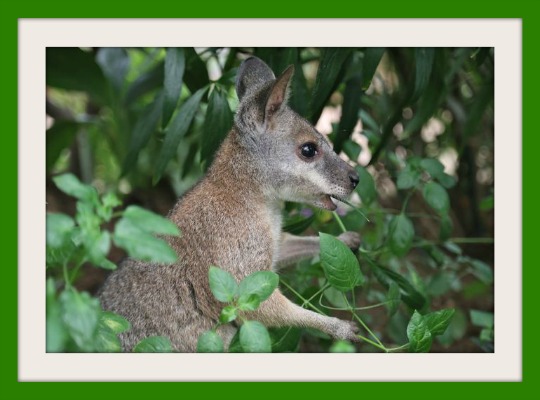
top-left (99, 57), bottom-right (362, 352)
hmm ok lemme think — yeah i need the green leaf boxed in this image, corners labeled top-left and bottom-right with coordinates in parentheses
top-left (86, 230), bottom-right (113, 269)
top-left (396, 164), bottom-right (421, 190)
top-left (46, 121), bottom-right (79, 171)
top-left (133, 336), bottom-right (173, 353)
top-left (480, 327), bottom-right (494, 342)
top-left (368, 261), bottom-right (426, 310)
top-left (386, 282), bottom-right (401, 316)
top-left (436, 173), bottom-right (457, 189)
top-left (237, 271), bottom-right (279, 304)
top-left (201, 86), bottom-right (233, 167)
top-left (362, 47), bottom-right (386, 90)
top-left (100, 311), bottom-right (131, 335)
top-left (389, 214), bottom-right (414, 256)
top-left (239, 321), bottom-right (272, 353)
top-left (113, 219), bottom-right (178, 264)
top-left (420, 158), bottom-right (444, 177)
top-left (184, 48), bottom-right (210, 93)
top-left (123, 205), bottom-right (180, 236)
top-left (329, 340), bottom-right (356, 353)
top-left (309, 48), bottom-right (352, 123)
top-left (237, 294), bottom-right (261, 311)
top-left (424, 308), bottom-right (455, 337)
top-left (197, 331), bottom-right (224, 353)
top-left (319, 232), bottom-right (364, 292)
top-left (469, 259), bottom-right (494, 284)
top-left (282, 214), bottom-right (316, 235)
top-left (46, 279), bottom-right (67, 352)
top-left (423, 182), bottom-right (450, 214)
top-left (470, 310), bottom-right (494, 328)
top-left (59, 290), bottom-right (101, 352)
top-left (208, 266), bottom-right (238, 303)
top-left (220, 305), bottom-right (238, 324)
top-left (407, 310), bottom-right (432, 353)
top-left (153, 87), bottom-right (207, 183)
top-left (46, 213), bottom-right (75, 249)
top-left (323, 286), bottom-right (349, 308)
top-left (96, 47), bottom-right (130, 91)
top-left (94, 322), bottom-right (122, 353)
top-left (46, 47), bottom-right (108, 104)
top-left (227, 331), bottom-right (243, 353)
top-left (480, 194), bottom-right (494, 211)
top-left (122, 93), bottom-right (164, 175)
top-left (53, 173), bottom-right (98, 203)
top-left (343, 140), bottom-right (361, 162)
top-left (411, 48), bottom-right (435, 103)
top-left (269, 327), bottom-right (302, 353)
top-left (125, 60), bottom-right (164, 106)
top-left (355, 166), bottom-right (376, 205)
top-left (163, 48), bottom-right (186, 128)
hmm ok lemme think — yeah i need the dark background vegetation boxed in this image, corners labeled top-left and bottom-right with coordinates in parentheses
top-left (46, 47), bottom-right (494, 352)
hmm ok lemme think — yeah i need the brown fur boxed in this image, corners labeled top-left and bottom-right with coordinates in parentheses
top-left (99, 57), bottom-right (361, 352)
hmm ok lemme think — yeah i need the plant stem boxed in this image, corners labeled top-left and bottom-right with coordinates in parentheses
top-left (386, 343), bottom-right (410, 352)
top-left (332, 212), bottom-right (347, 233)
top-left (344, 293), bottom-right (386, 350)
top-left (280, 279), bottom-right (325, 315)
top-left (62, 262), bottom-right (71, 290)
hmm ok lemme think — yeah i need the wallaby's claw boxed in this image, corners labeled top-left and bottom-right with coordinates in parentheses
top-left (331, 318), bottom-right (361, 342)
top-left (338, 231), bottom-right (361, 252)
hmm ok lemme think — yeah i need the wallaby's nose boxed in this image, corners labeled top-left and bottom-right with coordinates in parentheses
top-left (349, 170), bottom-right (359, 189)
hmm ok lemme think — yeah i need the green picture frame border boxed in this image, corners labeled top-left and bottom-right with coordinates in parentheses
top-left (3, 1), bottom-right (534, 395)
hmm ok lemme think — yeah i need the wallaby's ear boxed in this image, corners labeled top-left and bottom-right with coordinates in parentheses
top-left (264, 64), bottom-right (294, 122)
top-left (236, 57), bottom-right (275, 101)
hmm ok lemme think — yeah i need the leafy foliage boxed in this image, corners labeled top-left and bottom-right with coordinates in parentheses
top-left (46, 47), bottom-right (494, 353)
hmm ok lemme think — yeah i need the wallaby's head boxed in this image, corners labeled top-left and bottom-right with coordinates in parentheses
top-left (234, 57), bottom-right (359, 211)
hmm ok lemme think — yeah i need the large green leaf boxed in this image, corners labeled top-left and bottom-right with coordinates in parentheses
top-left (94, 321), bottom-right (122, 353)
top-left (59, 289), bottom-right (101, 352)
top-left (96, 47), bottom-right (130, 91)
top-left (319, 232), bottom-right (364, 292)
top-left (201, 86), bottom-right (233, 167)
top-left (122, 93), bottom-right (164, 175)
top-left (133, 336), bottom-right (173, 353)
top-left (309, 48), bottom-right (352, 123)
top-left (396, 164), bottom-right (421, 190)
top-left (407, 310), bottom-right (432, 353)
top-left (153, 87), bottom-right (207, 183)
top-left (423, 181), bottom-right (450, 214)
top-left (53, 173), bottom-right (98, 203)
top-left (162, 48), bottom-right (186, 128)
top-left (46, 47), bottom-right (108, 104)
top-left (46, 279), bottom-right (67, 352)
top-left (410, 48), bottom-right (435, 103)
top-left (46, 213), bottom-right (75, 249)
top-left (470, 310), bottom-right (494, 328)
top-left (125, 60), bottom-right (164, 106)
top-left (239, 321), bottom-right (271, 353)
top-left (389, 214), bottom-right (414, 256)
top-left (237, 271), bottom-right (279, 305)
top-left (113, 218), bottom-right (178, 264)
top-left (208, 266), bottom-right (238, 303)
top-left (424, 308), bottom-right (455, 336)
top-left (269, 327), bottom-right (302, 353)
top-left (197, 330), bottom-right (224, 353)
top-left (122, 205), bottom-right (180, 236)
top-left (368, 260), bottom-right (426, 310)
top-left (282, 214), bottom-right (316, 235)
top-left (184, 48), bottom-right (209, 93)
top-left (362, 47), bottom-right (386, 90)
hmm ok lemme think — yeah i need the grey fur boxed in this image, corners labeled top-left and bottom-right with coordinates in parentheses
top-left (99, 57), bottom-right (362, 352)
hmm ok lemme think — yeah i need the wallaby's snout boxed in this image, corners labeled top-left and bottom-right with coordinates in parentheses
top-left (348, 167), bottom-right (360, 189)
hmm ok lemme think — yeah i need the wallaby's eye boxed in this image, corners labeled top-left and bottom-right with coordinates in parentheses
top-left (299, 142), bottom-right (318, 159)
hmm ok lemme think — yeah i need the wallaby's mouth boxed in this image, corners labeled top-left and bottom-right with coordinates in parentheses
top-left (319, 195), bottom-right (340, 211)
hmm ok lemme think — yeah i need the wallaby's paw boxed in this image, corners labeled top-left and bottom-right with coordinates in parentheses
top-left (338, 231), bottom-right (361, 252)
top-left (331, 318), bottom-right (360, 342)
